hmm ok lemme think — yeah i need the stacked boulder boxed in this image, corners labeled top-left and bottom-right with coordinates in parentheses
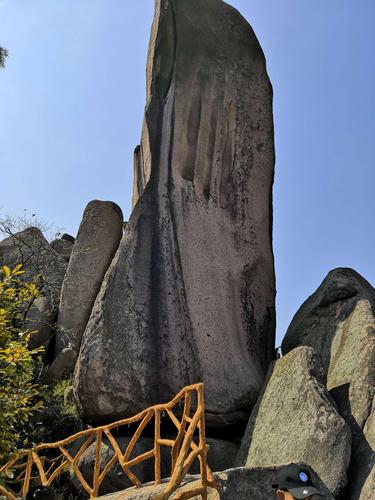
top-left (237, 347), bottom-right (351, 497)
top-left (238, 268), bottom-right (375, 499)
top-left (282, 268), bottom-right (375, 499)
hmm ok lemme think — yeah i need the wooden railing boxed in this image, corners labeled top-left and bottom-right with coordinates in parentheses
top-left (0, 383), bottom-right (217, 499)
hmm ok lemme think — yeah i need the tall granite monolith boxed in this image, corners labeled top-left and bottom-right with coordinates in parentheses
top-left (75, 0), bottom-right (276, 427)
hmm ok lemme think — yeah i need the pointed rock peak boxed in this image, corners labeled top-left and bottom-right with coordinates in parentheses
top-left (282, 268), bottom-right (375, 362)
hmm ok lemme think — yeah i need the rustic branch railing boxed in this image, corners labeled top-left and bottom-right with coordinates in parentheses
top-left (0, 383), bottom-right (217, 499)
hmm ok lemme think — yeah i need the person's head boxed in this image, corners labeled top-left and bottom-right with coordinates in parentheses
top-left (275, 464), bottom-right (325, 499)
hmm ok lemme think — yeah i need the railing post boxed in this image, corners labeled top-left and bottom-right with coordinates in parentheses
top-left (155, 408), bottom-right (161, 484)
top-left (92, 429), bottom-right (102, 498)
top-left (21, 451), bottom-right (33, 498)
top-left (0, 485), bottom-right (17, 500)
top-left (171, 389), bottom-right (191, 472)
top-left (197, 384), bottom-right (208, 500)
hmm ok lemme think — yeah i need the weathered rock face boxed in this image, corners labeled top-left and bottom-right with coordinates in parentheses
top-left (75, 0), bottom-right (276, 428)
top-left (52, 200), bottom-right (123, 375)
top-left (97, 465), bottom-right (334, 500)
top-left (0, 227), bottom-right (67, 304)
top-left (237, 347), bottom-right (351, 497)
top-left (282, 268), bottom-right (375, 499)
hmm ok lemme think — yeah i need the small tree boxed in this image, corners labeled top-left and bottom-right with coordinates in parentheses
top-left (0, 47), bottom-right (8, 68)
top-left (0, 264), bottom-right (44, 459)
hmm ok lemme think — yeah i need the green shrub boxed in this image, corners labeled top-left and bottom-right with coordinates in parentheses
top-left (26, 377), bottom-right (83, 447)
top-left (0, 264), bottom-right (44, 459)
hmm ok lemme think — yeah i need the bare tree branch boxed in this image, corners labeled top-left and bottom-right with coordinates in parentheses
top-left (0, 46), bottom-right (8, 68)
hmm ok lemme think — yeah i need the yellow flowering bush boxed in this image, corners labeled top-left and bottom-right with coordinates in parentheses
top-left (0, 264), bottom-right (44, 459)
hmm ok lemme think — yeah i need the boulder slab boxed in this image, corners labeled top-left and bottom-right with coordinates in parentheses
top-left (97, 465), bottom-right (333, 500)
top-left (237, 347), bottom-right (351, 497)
top-left (52, 200), bottom-right (123, 375)
top-left (75, 0), bottom-right (276, 428)
top-left (282, 268), bottom-right (375, 499)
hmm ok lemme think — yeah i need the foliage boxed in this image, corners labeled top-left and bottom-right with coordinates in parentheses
top-left (26, 377), bottom-right (83, 447)
top-left (0, 264), bottom-right (44, 459)
top-left (25, 378), bottom-right (85, 500)
top-left (0, 259), bottom-right (83, 497)
top-left (6, 378), bottom-right (84, 499)
top-left (0, 47), bottom-right (8, 68)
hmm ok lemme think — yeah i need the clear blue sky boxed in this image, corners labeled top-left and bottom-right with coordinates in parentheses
top-left (1, 1), bottom-right (374, 344)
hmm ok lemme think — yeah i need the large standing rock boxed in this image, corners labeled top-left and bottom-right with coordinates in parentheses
top-left (237, 347), bottom-right (351, 497)
top-left (282, 268), bottom-right (375, 499)
top-left (75, 0), bottom-right (276, 428)
top-left (52, 200), bottom-right (123, 376)
top-left (0, 227), bottom-right (67, 304)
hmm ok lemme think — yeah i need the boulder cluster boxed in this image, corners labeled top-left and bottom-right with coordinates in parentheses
top-left (0, 0), bottom-right (373, 499)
